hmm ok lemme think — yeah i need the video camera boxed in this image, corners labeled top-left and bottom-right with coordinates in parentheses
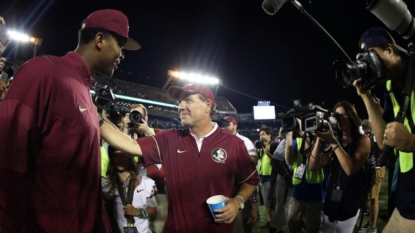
top-left (281, 100), bottom-right (339, 135)
top-left (92, 83), bottom-right (143, 125)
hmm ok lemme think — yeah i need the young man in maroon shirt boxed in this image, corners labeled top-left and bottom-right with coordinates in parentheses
top-left (0, 9), bottom-right (139, 233)
top-left (101, 83), bottom-right (259, 233)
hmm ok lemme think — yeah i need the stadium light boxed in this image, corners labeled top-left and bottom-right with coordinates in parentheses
top-left (8, 30), bottom-right (43, 57)
top-left (168, 70), bottom-right (219, 85)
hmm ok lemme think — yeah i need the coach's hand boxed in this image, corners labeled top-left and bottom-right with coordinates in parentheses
top-left (214, 197), bottom-right (240, 224)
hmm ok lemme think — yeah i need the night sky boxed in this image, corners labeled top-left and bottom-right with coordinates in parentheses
top-left (1, 0), bottom-right (414, 118)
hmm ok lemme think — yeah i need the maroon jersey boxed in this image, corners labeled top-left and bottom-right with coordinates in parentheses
top-left (0, 52), bottom-right (110, 233)
top-left (138, 126), bottom-right (259, 233)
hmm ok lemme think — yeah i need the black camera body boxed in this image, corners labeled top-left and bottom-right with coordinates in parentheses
top-left (334, 50), bottom-right (387, 91)
top-left (302, 112), bottom-right (339, 136)
top-left (255, 138), bottom-right (266, 149)
top-left (92, 83), bottom-right (144, 125)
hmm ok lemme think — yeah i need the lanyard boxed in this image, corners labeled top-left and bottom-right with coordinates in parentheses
top-left (336, 139), bottom-right (354, 189)
top-left (116, 176), bottom-right (136, 226)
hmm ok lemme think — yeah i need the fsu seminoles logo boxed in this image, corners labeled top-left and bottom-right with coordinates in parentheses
top-left (211, 148), bottom-right (227, 163)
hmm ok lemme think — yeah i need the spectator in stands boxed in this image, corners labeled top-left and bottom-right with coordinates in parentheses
top-left (309, 101), bottom-right (370, 233)
top-left (0, 9), bottom-right (140, 233)
top-left (285, 119), bottom-right (325, 233)
top-left (103, 146), bottom-right (157, 233)
top-left (221, 116), bottom-right (259, 233)
top-left (255, 127), bottom-right (278, 229)
top-left (100, 83), bottom-right (258, 232)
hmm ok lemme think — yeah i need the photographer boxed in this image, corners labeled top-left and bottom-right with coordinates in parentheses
top-left (284, 118), bottom-right (325, 233)
top-left (255, 127), bottom-right (278, 228)
top-left (308, 101), bottom-right (370, 233)
top-left (354, 27), bottom-right (415, 233)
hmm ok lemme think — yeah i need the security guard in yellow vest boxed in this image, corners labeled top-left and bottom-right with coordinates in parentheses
top-left (355, 27), bottom-right (415, 233)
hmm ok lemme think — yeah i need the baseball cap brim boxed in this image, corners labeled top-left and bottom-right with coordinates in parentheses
top-left (168, 86), bottom-right (195, 100)
top-left (123, 37), bottom-right (140, 50)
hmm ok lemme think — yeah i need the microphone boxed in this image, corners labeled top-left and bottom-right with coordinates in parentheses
top-left (262, 0), bottom-right (287, 15)
top-left (261, 0), bottom-right (353, 62)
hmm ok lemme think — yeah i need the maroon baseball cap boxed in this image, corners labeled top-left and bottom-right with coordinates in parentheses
top-left (222, 116), bottom-right (237, 125)
top-left (83, 9), bottom-right (140, 50)
top-left (168, 83), bottom-right (216, 108)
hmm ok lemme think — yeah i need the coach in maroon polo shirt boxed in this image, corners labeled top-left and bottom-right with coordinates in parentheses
top-left (0, 9), bottom-right (139, 233)
top-left (101, 83), bottom-right (259, 233)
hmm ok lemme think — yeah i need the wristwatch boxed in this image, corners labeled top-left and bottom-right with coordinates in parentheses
top-left (235, 195), bottom-right (244, 210)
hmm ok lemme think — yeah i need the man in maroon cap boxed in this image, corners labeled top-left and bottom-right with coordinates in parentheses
top-left (100, 83), bottom-right (259, 233)
top-left (0, 9), bottom-right (139, 233)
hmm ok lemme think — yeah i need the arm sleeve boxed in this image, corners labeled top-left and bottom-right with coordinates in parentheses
top-left (0, 57), bottom-right (54, 231)
top-left (235, 141), bottom-right (259, 186)
top-left (273, 139), bottom-right (286, 161)
top-left (137, 132), bottom-right (167, 166)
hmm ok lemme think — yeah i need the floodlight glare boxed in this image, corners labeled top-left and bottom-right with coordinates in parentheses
top-left (8, 30), bottom-right (30, 42)
top-left (169, 70), bottom-right (220, 85)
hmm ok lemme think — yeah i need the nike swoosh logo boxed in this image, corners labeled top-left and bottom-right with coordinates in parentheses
top-left (136, 189), bottom-right (144, 193)
top-left (79, 105), bottom-right (88, 112)
top-left (177, 149), bottom-right (187, 153)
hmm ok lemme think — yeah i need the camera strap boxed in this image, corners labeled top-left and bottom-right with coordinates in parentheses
top-left (396, 44), bottom-right (415, 132)
top-left (116, 177), bottom-right (136, 226)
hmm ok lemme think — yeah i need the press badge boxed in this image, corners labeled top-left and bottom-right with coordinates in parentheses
top-left (294, 164), bottom-right (306, 179)
top-left (123, 227), bottom-right (138, 233)
top-left (331, 187), bottom-right (343, 202)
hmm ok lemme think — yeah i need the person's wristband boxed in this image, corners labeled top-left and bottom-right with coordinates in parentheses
top-left (144, 129), bottom-right (152, 136)
top-left (138, 208), bottom-right (147, 219)
top-left (332, 144), bottom-right (341, 152)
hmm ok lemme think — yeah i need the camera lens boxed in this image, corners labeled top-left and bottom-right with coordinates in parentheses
top-left (367, 0), bottom-right (415, 40)
top-left (129, 110), bottom-right (143, 124)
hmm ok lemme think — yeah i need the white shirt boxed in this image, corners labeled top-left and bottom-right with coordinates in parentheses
top-left (236, 133), bottom-right (257, 157)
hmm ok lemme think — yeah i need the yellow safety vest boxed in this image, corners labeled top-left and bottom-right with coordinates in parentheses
top-left (291, 138), bottom-right (324, 185)
top-left (101, 146), bottom-right (109, 178)
top-left (259, 144), bottom-right (273, 175)
top-left (386, 80), bottom-right (415, 173)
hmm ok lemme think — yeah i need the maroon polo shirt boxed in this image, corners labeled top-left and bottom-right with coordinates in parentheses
top-left (0, 52), bottom-right (110, 233)
top-left (137, 127), bottom-right (259, 233)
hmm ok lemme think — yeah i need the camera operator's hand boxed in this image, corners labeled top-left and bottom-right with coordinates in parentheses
top-left (313, 123), bottom-right (338, 145)
top-left (384, 122), bottom-right (415, 152)
top-left (353, 78), bottom-right (372, 98)
top-left (134, 118), bottom-right (153, 136)
top-left (0, 57), bottom-right (6, 72)
top-left (262, 140), bottom-right (269, 152)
